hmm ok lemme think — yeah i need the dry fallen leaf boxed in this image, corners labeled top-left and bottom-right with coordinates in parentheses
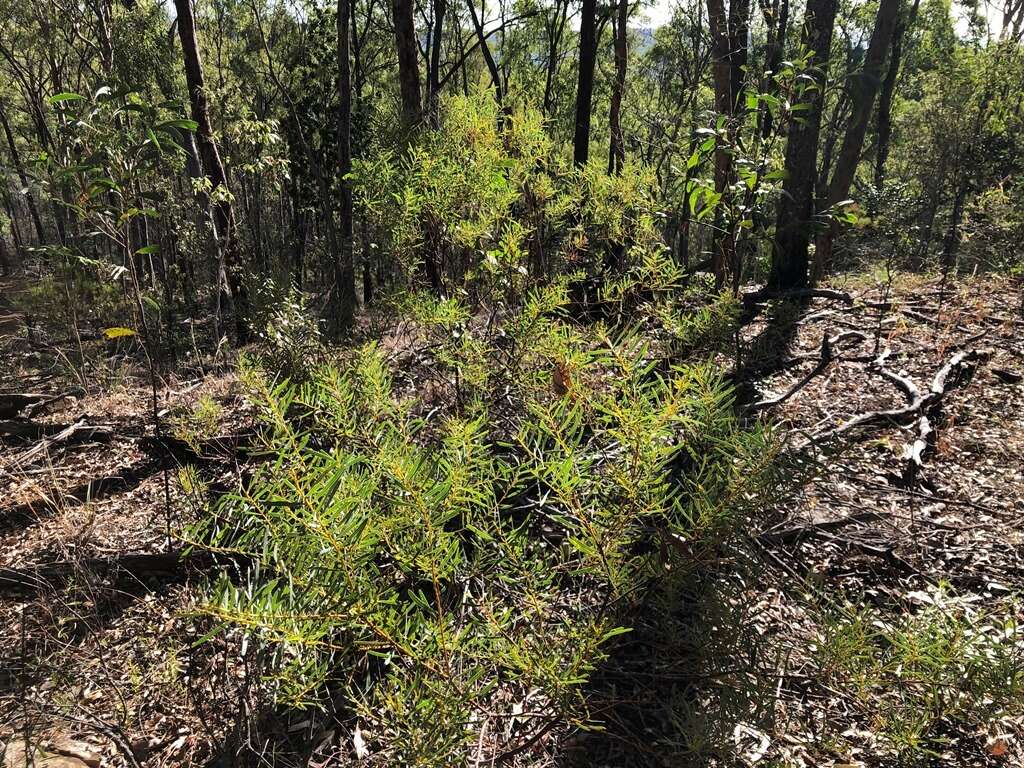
top-left (985, 736), bottom-right (1010, 757)
top-left (353, 723), bottom-right (369, 760)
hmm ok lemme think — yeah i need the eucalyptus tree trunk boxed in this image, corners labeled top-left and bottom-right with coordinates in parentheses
top-left (768, 0), bottom-right (838, 290)
top-left (607, 0), bottom-right (628, 174)
top-left (0, 99), bottom-right (45, 244)
top-left (705, 0), bottom-right (748, 286)
top-left (572, 0), bottom-right (598, 167)
top-left (392, 0), bottom-right (422, 126)
top-left (874, 0), bottom-right (921, 197)
top-left (428, 0), bottom-right (447, 119)
top-left (812, 0), bottom-right (900, 282)
top-left (542, 0), bottom-right (570, 117)
top-left (173, 0), bottom-right (250, 342)
top-left (334, 0), bottom-right (357, 332)
top-left (758, 0), bottom-right (790, 139)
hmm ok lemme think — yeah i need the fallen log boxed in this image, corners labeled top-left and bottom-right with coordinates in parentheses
top-left (0, 548), bottom-right (240, 594)
top-left (743, 287), bottom-right (854, 306)
top-left (0, 392), bottom-right (48, 419)
top-left (0, 417), bottom-right (112, 443)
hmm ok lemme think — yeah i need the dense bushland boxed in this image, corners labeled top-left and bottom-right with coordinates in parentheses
top-left (3, 0), bottom-right (1024, 764)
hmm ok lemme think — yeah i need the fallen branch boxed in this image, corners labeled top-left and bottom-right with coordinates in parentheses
top-left (0, 417), bottom-right (112, 443)
top-left (809, 350), bottom-right (989, 483)
top-left (749, 331), bottom-right (869, 411)
top-left (0, 549), bottom-right (242, 595)
top-left (25, 387), bottom-right (85, 417)
top-left (9, 418), bottom-right (114, 466)
top-left (760, 510), bottom-right (884, 545)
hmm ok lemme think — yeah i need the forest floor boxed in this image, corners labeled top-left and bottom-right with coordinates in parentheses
top-left (0, 272), bottom-right (1022, 767)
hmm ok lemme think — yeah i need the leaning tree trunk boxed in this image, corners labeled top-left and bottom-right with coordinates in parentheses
top-left (172, 0), bottom-right (250, 343)
top-left (812, 0), bottom-right (900, 283)
top-left (768, 0), bottom-right (839, 290)
top-left (572, 0), bottom-right (598, 167)
top-left (392, 0), bottom-right (422, 127)
top-left (607, 0), bottom-right (628, 174)
top-left (874, 0), bottom-right (920, 197)
top-left (467, 0), bottom-right (504, 108)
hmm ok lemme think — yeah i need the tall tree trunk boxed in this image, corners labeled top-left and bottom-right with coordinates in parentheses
top-left (542, 0), bottom-right (569, 117)
top-left (758, 0), bottom-right (790, 139)
top-left (572, 0), bottom-right (598, 167)
top-left (706, 0), bottom-right (744, 286)
top-left (874, 0), bottom-right (920, 197)
top-left (428, 0), bottom-right (447, 119)
top-left (0, 99), bottom-right (45, 244)
top-left (392, 0), bottom-right (422, 126)
top-left (334, 0), bottom-right (357, 332)
top-left (812, 0), bottom-right (900, 282)
top-left (728, 0), bottom-right (751, 112)
top-left (607, 0), bottom-right (628, 174)
top-left (768, 0), bottom-right (838, 290)
top-left (173, 0), bottom-right (250, 343)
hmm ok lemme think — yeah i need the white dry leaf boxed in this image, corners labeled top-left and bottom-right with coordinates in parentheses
top-left (353, 723), bottom-right (369, 760)
top-left (733, 723), bottom-right (770, 764)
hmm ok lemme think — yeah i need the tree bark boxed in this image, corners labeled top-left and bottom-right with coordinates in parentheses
top-left (706, 0), bottom-right (746, 286)
top-left (768, 0), bottom-right (838, 290)
top-left (758, 0), bottom-right (790, 139)
top-left (0, 99), bottom-right (45, 244)
top-left (874, 0), bottom-right (920, 196)
top-left (542, 0), bottom-right (570, 117)
top-left (428, 0), bottom-right (447, 119)
top-left (573, 0), bottom-right (598, 166)
top-left (392, 0), bottom-right (422, 126)
top-left (172, 0), bottom-right (250, 343)
top-left (334, 0), bottom-right (357, 332)
top-left (607, 0), bottom-right (628, 174)
top-left (812, 0), bottom-right (900, 282)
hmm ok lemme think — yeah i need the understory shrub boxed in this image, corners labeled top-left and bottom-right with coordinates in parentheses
top-left (186, 92), bottom-right (778, 764)
top-left (193, 276), bottom-right (775, 764)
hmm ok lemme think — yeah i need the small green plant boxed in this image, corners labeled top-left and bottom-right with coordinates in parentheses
top-left (169, 394), bottom-right (224, 451)
top-left (254, 289), bottom-right (324, 380)
top-left (817, 587), bottom-right (1024, 763)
